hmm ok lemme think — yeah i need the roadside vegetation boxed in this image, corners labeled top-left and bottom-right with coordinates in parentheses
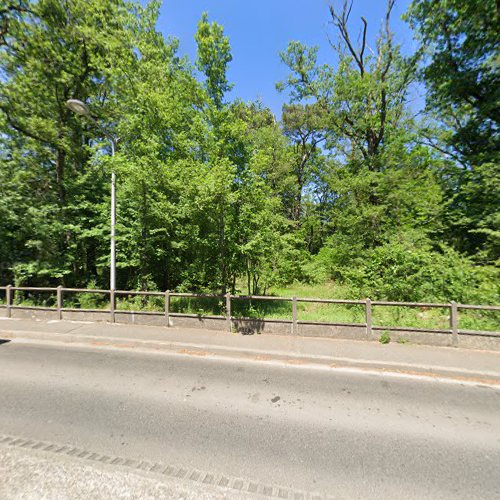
top-left (0, 1), bottom-right (498, 326)
top-left (2, 281), bottom-right (498, 332)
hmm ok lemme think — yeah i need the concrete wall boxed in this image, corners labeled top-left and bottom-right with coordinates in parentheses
top-left (171, 315), bottom-right (227, 332)
top-left (7, 308), bottom-right (59, 321)
top-left (63, 310), bottom-right (109, 322)
top-left (1, 306), bottom-right (499, 351)
top-left (232, 318), bottom-right (292, 336)
top-left (298, 323), bottom-right (369, 341)
top-left (457, 333), bottom-right (500, 351)
top-left (115, 312), bottom-right (169, 328)
top-left (377, 329), bottom-right (453, 348)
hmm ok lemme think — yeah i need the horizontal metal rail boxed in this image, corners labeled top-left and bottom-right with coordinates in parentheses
top-left (170, 292), bottom-right (223, 299)
top-left (372, 325), bottom-right (452, 334)
top-left (114, 309), bottom-right (168, 316)
top-left (11, 287), bottom-right (57, 292)
top-left (231, 295), bottom-right (292, 301)
top-left (458, 329), bottom-right (500, 338)
top-left (458, 304), bottom-right (500, 311)
top-left (231, 316), bottom-right (293, 324)
top-left (169, 313), bottom-right (226, 320)
top-left (10, 305), bottom-right (57, 311)
top-left (115, 290), bottom-right (164, 297)
top-left (296, 298), bottom-right (365, 305)
top-left (1, 285), bottom-right (498, 342)
top-left (371, 301), bottom-right (449, 308)
top-left (62, 307), bottom-right (109, 314)
top-left (297, 320), bottom-right (366, 327)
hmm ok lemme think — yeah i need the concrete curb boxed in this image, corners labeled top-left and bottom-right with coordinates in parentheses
top-left (2, 327), bottom-right (500, 387)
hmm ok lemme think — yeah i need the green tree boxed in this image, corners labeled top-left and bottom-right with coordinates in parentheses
top-left (278, 1), bottom-right (456, 299)
top-left (279, 1), bottom-right (416, 167)
top-left (281, 103), bottom-right (326, 222)
top-left (405, 0), bottom-right (499, 156)
top-left (0, 0), bottom-right (140, 286)
top-left (405, 0), bottom-right (500, 262)
top-left (195, 12), bottom-right (233, 110)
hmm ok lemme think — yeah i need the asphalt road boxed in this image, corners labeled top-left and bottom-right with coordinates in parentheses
top-left (0, 340), bottom-right (499, 499)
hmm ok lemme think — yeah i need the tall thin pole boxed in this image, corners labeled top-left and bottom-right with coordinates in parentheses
top-left (65, 100), bottom-right (118, 291)
top-left (110, 139), bottom-right (116, 291)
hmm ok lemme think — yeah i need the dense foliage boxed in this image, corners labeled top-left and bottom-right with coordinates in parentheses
top-left (0, 0), bottom-right (498, 304)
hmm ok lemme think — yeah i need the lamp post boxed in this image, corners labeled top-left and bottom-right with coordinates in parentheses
top-left (66, 99), bottom-right (117, 291)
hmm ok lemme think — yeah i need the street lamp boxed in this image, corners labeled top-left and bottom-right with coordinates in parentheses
top-left (66, 99), bottom-right (117, 291)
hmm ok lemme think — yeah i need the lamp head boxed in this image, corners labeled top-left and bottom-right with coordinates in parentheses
top-left (66, 99), bottom-right (90, 116)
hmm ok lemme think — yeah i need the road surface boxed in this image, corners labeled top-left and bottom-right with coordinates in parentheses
top-left (0, 340), bottom-right (499, 499)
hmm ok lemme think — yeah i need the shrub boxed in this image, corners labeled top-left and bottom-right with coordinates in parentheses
top-left (311, 234), bottom-right (499, 303)
top-left (379, 331), bottom-right (391, 344)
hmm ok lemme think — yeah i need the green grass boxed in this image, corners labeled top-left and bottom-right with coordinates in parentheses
top-left (265, 282), bottom-right (364, 323)
top-left (169, 296), bottom-right (225, 316)
top-left (372, 305), bottom-right (451, 330)
top-left (232, 298), bottom-right (292, 321)
top-left (64, 291), bottom-right (110, 310)
top-left (267, 282), bottom-right (499, 332)
top-left (269, 281), bottom-right (355, 299)
top-left (9, 290), bottom-right (57, 308)
top-left (115, 294), bottom-right (164, 313)
top-left (459, 308), bottom-right (500, 332)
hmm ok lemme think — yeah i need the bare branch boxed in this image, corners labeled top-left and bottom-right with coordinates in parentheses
top-left (380, 0), bottom-right (395, 81)
top-left (329, 1), bottom-right (366, 76)
top-left (375, 0), bottom-right (396, 150)
top-left (359, 16), bottom-right (367, 71)
top-left (418, 136), bottom-right (467, 168)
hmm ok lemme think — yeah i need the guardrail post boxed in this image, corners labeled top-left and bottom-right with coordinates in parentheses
top-left (292, 296), bottom-right (298, 335)
top-left (165, 290), bottom-right (170, 327)
top-left (226, 292), bottom-right (232, 332)
top-left (57, 285), bottom-right (63, 320)
top-left (110, 289), bottom-right (115, 323)
top-left (6, 284), bottom-right (12, 318)
top-left (365, 298), bottom-right (372, 337)
top-left (450, 301), bottom-right (459, 347)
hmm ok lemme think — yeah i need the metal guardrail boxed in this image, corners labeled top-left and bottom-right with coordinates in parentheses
top-left (0, 285), bottom-right (499, 344)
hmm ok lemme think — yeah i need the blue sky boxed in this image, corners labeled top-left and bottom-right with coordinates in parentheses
top-left (157, 0), bottom-right (417, 115)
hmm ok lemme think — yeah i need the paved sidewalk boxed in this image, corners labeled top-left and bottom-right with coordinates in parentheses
top-left (0, 443), bottom-right (255, 500)
top-left (1, 317), bottom-right (500, 385)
